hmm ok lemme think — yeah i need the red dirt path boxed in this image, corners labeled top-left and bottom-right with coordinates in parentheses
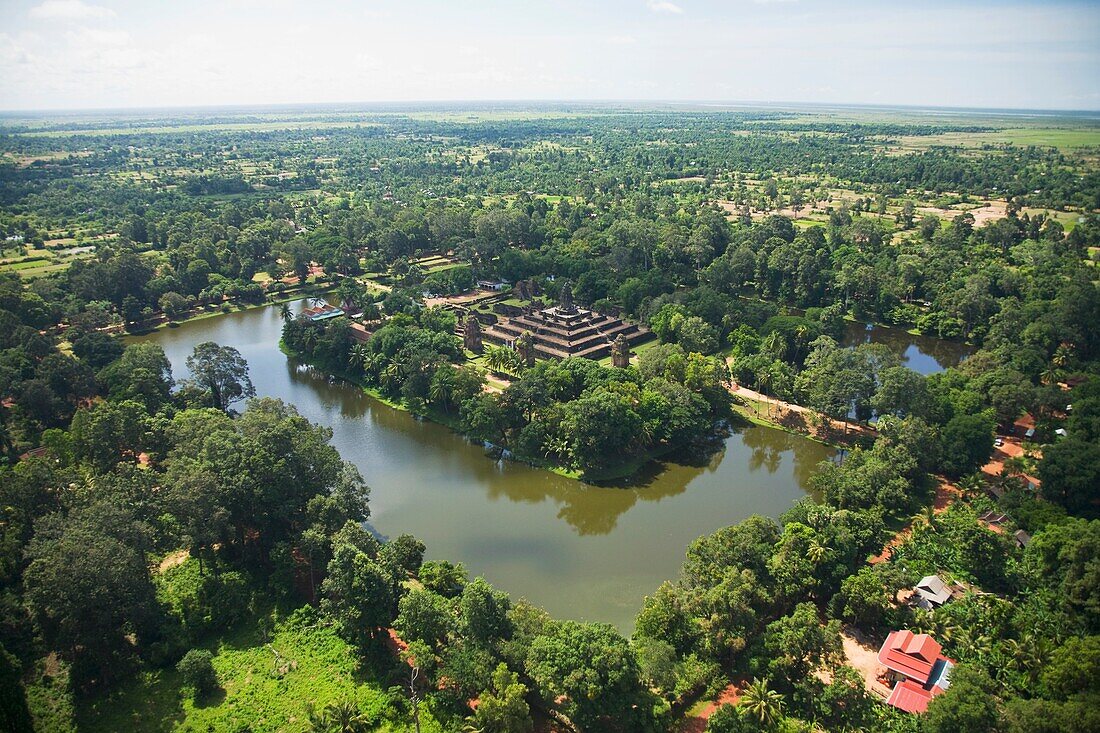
top-left (677, 682), bottom-right (742, 733)
top-left (869, 479), bottom-right (960, 564)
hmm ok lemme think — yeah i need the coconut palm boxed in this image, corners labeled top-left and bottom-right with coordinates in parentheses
top-left (484, 344), bottom-right (510, 374)
top-left (380, 362), bottom-right (403, 393)
top-left (306, 700), bottom-right (369, 733)
top-left (929, 615), bottom-right (960, 644)
top-left (280, 302), bottom-right (293, 323)
top-left (761, 330), bottom-right (786, 361)
top-left (740, 677), bottom-right (784, 728)
top-left (1004, 635), bottom-right (1048, 686)
top-left (349, 343), bottom-right (371, 371)
top-left (756, 369), bottom-right (774, 418)
top-left (911, 504), bottom-right (937, 534)
top-left (429, 369), bottom-right (455, 411)
top-left (952, 626), bottom-right (993, 662)
top-left (363, 352), bottom-right (386, 382)
top-left (501, 347), bottom-right (524, 376)
top-left (910, 609), bottom-right (935, 635)
top-left (1052, 343), bottom-right (1073, 370)
top-left (807, 537), bottom-right (830, 565)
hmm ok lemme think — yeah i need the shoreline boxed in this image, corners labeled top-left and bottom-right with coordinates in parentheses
top-left (122, 282), bottom-right (338, 336)
top-left (281, 339), bottom-right (745, 484)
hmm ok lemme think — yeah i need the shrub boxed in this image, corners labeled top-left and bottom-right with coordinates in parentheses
top-left (176, 649), bottom-right (218, 698)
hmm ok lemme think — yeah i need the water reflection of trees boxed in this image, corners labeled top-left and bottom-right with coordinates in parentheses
top-left (285, 359), bottom-right (373, 419)
top-left (740, 426), bottom-right (832, 491)
top-left (841, 323), bottom-right (973, 374)
top-left (482, 459), bottom-right (706, 536)
top-left (283, 352), bottom-right (826, 538)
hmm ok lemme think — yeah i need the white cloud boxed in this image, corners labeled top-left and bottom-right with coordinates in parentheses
top-left (607, 35), bottom-right (638, 45)
top-left (29, 1), bottom-right (115, 21)
top-left (647, 1), bottom-right (684, 14)
top-left (65, 27), bottom-right (131, 47)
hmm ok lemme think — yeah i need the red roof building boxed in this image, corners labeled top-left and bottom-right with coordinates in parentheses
top-left (878, 630), bottom-right (955, 714)
top-left (348, 321), bottom-right (374, 343)
top-left (886, 678), bottom-right (945, 714)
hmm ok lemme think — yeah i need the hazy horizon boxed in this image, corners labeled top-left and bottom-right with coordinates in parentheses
top-left (2, 0), bottom-right (1099, 113)
top-left (4, 98), bottom-right (1100, 118)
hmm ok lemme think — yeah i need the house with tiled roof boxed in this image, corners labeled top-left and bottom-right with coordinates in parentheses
top-left (878, 630), bottom-right (955, 714)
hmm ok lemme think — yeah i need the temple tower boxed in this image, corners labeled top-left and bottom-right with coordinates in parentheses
top-left (464, 315), bottom-right (483, 353)
top-left (559, 281), bottom-right (576, 314)
top-left (611, 334), bottom-right (631, 368)
top-left (516, 330), bottom-right (536, 367)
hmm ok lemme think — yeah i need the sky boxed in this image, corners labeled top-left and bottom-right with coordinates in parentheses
top-left (0, 0), bottom-right (1098, 112)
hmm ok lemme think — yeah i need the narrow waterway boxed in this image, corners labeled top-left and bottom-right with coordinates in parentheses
top-left (133, 303), bottom-right (833, 630)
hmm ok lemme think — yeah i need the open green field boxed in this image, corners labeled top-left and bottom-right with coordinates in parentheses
top-left (26, 556), bottom-right (441, 733)
top-left (893, 126), bottom-right (1100, 152)
top-left (19, 120), bottom-right (384, 138)
top-left (30, 617), bottom-right (429, 733)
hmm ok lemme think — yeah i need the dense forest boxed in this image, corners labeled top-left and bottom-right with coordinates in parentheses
top-left (0, 105), bottom-right (1097, 732)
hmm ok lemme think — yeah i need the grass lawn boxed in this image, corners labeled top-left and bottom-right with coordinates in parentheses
top-left (27, 557), bottom-right (442, 733)
top-left (22, 120), bottom-right (384, 138)
top-left (78, 620), bottom-right (416, 732)
top-left (896, 126), bottom-right (1100, 153)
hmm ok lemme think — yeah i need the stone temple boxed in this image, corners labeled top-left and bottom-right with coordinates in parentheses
top-left (483, 283), bottom-right (651, 361)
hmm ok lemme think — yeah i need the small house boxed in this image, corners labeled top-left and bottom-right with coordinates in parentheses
top-left (477, 280), bottom-right (506, 292)
top-left (300, 300), bottom-right (345, 322)
top-left (912, 575), bottom-right (952, 610)
top-left (878, 630), bottom-right (955, 714)
top-left (348, 322), bottom-right (373, 344)
top-left (1014, 529), bottom-right (1032, 549)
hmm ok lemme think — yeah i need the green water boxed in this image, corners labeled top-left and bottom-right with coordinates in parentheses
top-left (134, 303), bottom-right (832, 630)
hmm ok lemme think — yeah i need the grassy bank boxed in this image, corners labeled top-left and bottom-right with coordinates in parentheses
top-left (125, 283), bottom-right (337, 337)
top-left (731, 393), bottom-right (844, 449)
top-left (26, 556), bottom-right (440, 733)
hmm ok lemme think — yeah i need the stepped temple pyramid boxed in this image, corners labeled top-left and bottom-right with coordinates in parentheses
top-left (483, 282), bottom-right (651, 361)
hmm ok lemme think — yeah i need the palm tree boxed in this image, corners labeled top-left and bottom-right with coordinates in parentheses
top-left (484, 344), bottom-right (509, 374)
top-left (1052, 343), bottom-right (1072, 370)
top-left (306, 700), bottom-right (368, 733)
top-left (740, 678), bottom-right (784, 728)
top-left (280, 302), bottom-right (292, 323)
top-left (502, 348), bottom-right (524, 376)
top-left (910, 505), bottom-right (937, 534)
top-left (807, 537), bottom-right (830, 565)
top-left (756, 369), bottom-right (773, 419)
top-left (380, 362), bottom-right (403, 394)
top-left (957, 628), bottom-right (994, 662)
top-left (429, 370), bottom-right (454, 411)
top-left (1002, 635), bottom-right (1048, 684)
top-left (762, 330), bottom-right (786, 361)
top-left (933, 618), bottom-right (960, 644)
top-left (910, 609), bottom-right (935, 635)
top-left (1040, 365), bottom-right (1061, 386)
top-left (349, 343), bottom-right (371, 372)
